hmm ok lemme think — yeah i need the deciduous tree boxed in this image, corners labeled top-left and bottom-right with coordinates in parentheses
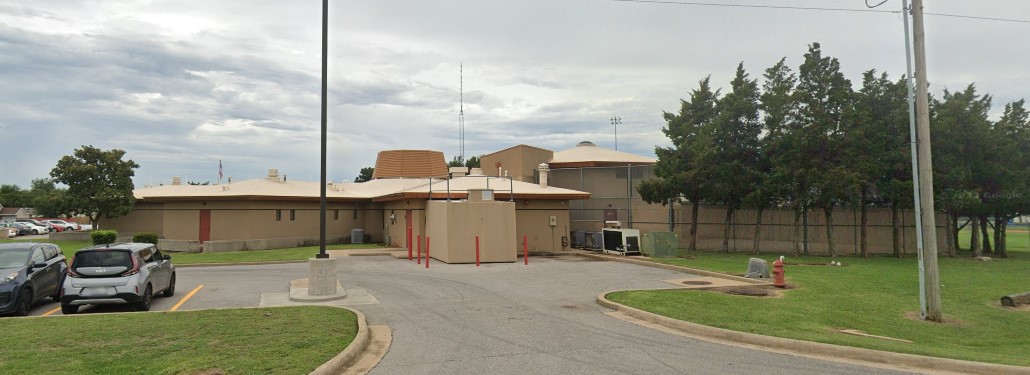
top-left (50, 146), bottom-right (139, 228)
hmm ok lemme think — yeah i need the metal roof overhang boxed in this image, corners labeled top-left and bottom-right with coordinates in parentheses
top-left (372, 192), bottom-right (590, 203)
top-left (548, 161), bottom-right (655, 169)
top-left (137, 195), bottom-right (372, 203)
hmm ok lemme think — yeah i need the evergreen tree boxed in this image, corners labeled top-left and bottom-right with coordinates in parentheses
top-left (793, 43), bottom-right (858, 257)
top-left (984, 99), bottom-right (1030, 257)
top-left (638, 77), bottom-right (720, 251)
top-left (700, 63), bottom-right (762, 252)
top-left (931, 84), bottom-right (993, 256)
top-left (760, 58), bottom-right (805, 254)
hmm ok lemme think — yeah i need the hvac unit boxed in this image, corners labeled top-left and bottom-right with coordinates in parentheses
top-left (351, 228), bottom-right (364, 244)
top-left (602, 228), bottom-right (641, 255)
top-left (585, 231), bottom-right (603, 250)
top-left (571, 231), bottom-right (587, 248)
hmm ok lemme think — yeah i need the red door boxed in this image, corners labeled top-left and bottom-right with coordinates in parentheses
top-left (199, 210), bottom-right (211, 243)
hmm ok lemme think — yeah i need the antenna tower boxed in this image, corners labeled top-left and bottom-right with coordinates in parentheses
top-left (459, 63), bottom-right (465, 162)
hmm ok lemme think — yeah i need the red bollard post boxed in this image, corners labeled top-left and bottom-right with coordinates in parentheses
top-left (475, 236), bottom-right (480, 267)
top-left (407, 228), bottom-right (412, 261)
top-left (426, 237), bottom-right (430, 268)
top-left (523, 235), bottom-right (528, 265)
top-left (417, 235), bottom-right (421, 264)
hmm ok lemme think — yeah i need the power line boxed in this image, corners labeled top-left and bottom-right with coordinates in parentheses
top-left (610, 0), bottom-right (896, 14)
top-left (924, 12), bottom-right (1030, 24)
top-left (611, 0), bottom-right (1030, 24)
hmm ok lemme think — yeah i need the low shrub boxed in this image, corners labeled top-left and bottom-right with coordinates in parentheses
top-left (132, 232), bottom-right (160, 245)
top-left (91, 230), bottom-right (118, 245)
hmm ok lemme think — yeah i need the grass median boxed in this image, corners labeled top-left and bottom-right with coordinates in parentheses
top-left (608, 227), bottom-right (1030, 367)
top-left (0, 306), bottom-right (357, 374)
top-left (0, 238), bottom-right (387, 264)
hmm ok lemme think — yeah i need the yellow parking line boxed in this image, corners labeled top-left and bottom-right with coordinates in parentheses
top-left (169, 285), bottom-right (204, 311)
top-left (42, 307), bottom-right (61, 317)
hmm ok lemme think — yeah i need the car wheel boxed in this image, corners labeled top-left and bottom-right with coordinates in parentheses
top-left (14, 288), bottom-right (33, 316)
top-left (162, 273), bottom-right (176, 297)
top-left (136, 284), bottom-right (153, 311)
top-left (61, 304), bottom-right (78, 315)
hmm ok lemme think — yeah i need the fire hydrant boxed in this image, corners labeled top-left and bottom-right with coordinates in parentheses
top-left (772, 256), bottom-right (786, 288)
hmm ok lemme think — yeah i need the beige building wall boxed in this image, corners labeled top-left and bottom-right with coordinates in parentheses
top-left (382, 200), bottom-right (427, 249)
top-left (425, 200), bottom-right (516, 263)
top-left (515, 200), bottom-right (572, 253)
top-left (480, 145), bottom-right (553, 182)
top-left (104, 202), bottom-right (166, 234)
top-left (106, 200), bottom-right (382, 245)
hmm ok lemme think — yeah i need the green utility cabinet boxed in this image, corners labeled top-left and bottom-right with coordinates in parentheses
top-left (641, 232), bottom-right (678, 258)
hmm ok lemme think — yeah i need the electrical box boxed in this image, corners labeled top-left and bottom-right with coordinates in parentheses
top-left (548, 216), bottom-right (557, 227)
top-left (642, 232), bottom-right (678, 258)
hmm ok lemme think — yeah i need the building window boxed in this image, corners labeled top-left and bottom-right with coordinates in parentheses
top-left (334, 210), bottom-right (339, 220)
top-left (353, 209), bottom-right (358, 220)
top-left (290, 210), bottom-right (296, 221)
top-left (276, 210), bottom-right (282, 221)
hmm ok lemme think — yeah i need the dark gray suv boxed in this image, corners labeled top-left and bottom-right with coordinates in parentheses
top-left (0, 243), bottom-right (67, 316)
top-left (61, 243), bottom-right (175, 314)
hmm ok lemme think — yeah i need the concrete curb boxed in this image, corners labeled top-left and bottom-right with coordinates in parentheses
top-left (310, 306), bottom-right (372, 375)
top-left (574, 251), bottom-right (771, 285)
top-left (597, 291), bottom-right (1030, 375)
top-left (176, 260), bottom-right (308, 268)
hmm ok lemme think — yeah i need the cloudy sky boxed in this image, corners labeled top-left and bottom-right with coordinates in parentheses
top-left (2, 0), bottom-right (1027, 188)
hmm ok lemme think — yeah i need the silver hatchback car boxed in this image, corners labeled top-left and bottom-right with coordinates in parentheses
top-left (61, 242), bottom-right (176, 314)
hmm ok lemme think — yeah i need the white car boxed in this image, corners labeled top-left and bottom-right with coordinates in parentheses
top-left (0, 226), bottom-right (16, 238)
top-left (16, 219), bottom-right (52, 234)
top-left (20, 223), bottom-right (49, 235)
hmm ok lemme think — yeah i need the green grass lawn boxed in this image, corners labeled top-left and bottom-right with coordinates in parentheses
top-left (609, 226), bottom-right (1030, 367)
top-left (0, 306), bottom-right (357, 375)
top-left (0, 238), bottom-right (386, 265)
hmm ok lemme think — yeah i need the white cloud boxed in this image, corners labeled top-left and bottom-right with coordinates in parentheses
top-left (1, 0), bottom-right (1027, 188)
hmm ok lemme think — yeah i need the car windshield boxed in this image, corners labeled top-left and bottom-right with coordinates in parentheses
top-left (73, 251), bottom-right (133, 268)
top-left (0, 249), bottom-right (30, 268)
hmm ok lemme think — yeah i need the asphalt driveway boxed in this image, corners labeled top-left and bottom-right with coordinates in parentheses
top-left (23, 254), bottom-right (914, 374)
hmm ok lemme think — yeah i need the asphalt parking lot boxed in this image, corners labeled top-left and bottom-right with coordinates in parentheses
top-left (21, 254), bottom-right (914, 374)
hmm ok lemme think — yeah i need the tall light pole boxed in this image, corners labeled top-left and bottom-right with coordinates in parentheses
top-left (611, 116), bottom-right (621, 150)
top-left (317, 0), bottom-right (329, 259)
top-left (911, 0), bottom-right (943, 322)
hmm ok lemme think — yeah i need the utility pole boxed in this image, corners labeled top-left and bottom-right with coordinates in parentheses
top-left (901, 0), bottom-right (927, 320)
top-left (911, 0), bottom-right (943, 322)
top-left (611, 116), bottom-right (621, 150)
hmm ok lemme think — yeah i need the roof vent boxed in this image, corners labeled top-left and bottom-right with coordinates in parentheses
top-left (537, 163), bottom-right (550, 188)
top-left (267, 169), bottom-right (279, 182)
top-left (449, 167), bottom-right (468, 178)
top-left (172, 176), bottom-right (182, 186)
top-left (576, 141), bottom-right (596, 147)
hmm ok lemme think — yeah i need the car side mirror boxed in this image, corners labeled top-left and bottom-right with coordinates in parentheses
top-left (163, 255), bottom-right (171, 261)
top-left (32, 261), bottom-right (47, 269)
